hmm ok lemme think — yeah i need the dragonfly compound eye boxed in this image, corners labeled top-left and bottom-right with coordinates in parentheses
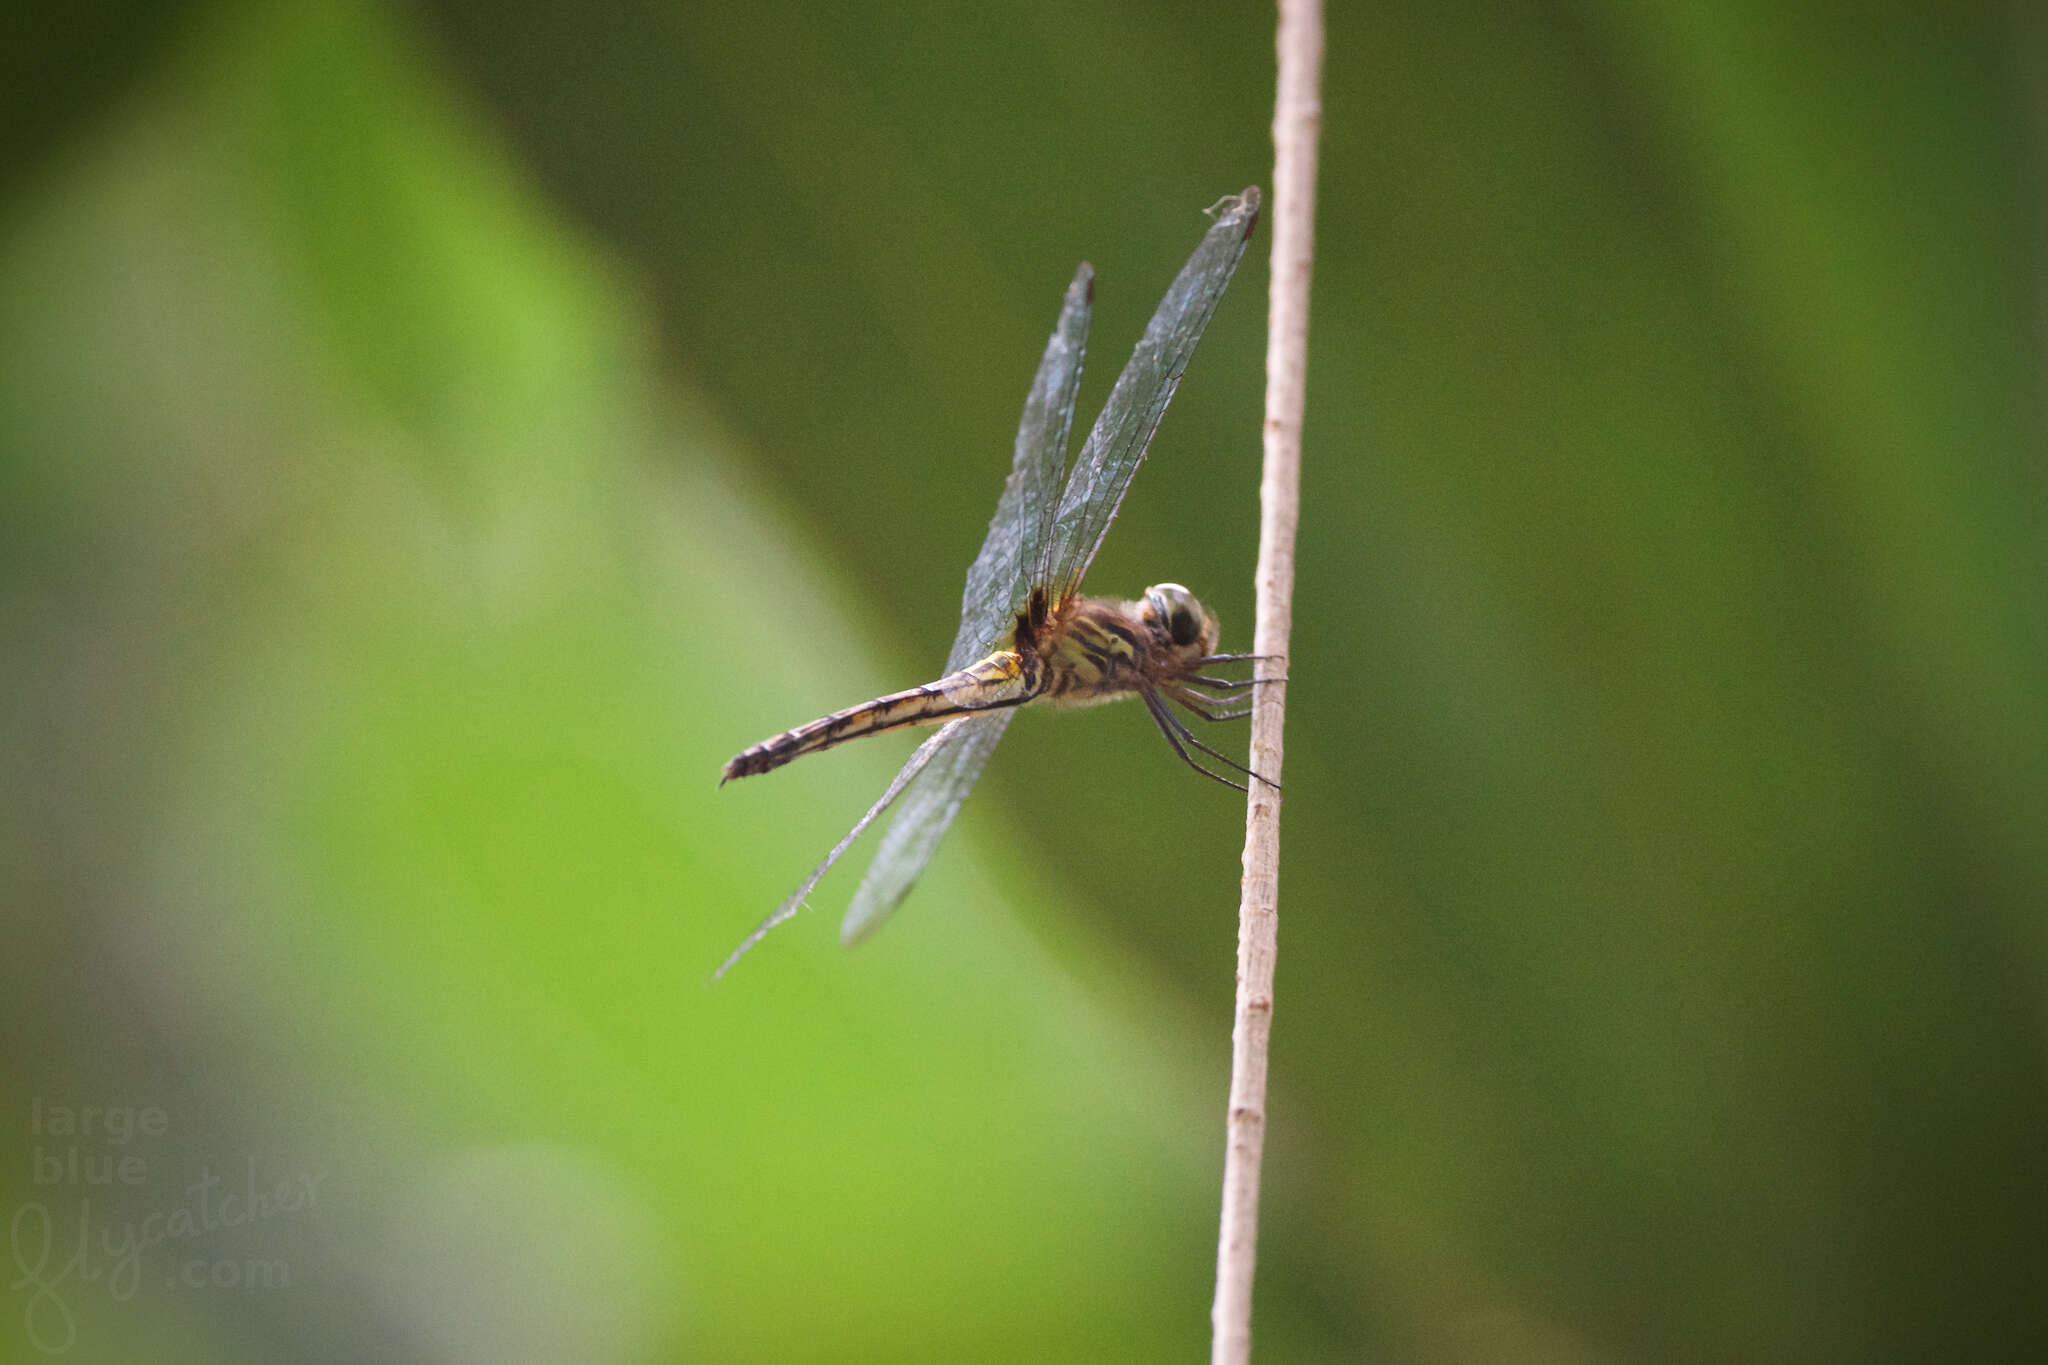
top-left (1145, 583), bottom-right (1206, 648)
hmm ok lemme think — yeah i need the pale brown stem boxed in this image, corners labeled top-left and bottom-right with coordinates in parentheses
top-left (1210, 0), bottom-right (1321, 1360)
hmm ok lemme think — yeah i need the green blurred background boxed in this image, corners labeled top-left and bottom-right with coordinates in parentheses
top-left (4, 1), bottom-right (2043, 1360)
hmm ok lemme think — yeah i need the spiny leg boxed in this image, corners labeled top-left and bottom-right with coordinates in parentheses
top-left (1147, 687), bottom-right (1280, 790)
top-left (1172, 693), bottom-right (1253, 723)
top-left (1167, 683), bottom-right (1253, 720)
top-left (1175, 671), bottom-right (1286, 718)
top-left (1176, 686), bottom-right (1247, 707)
top-left (1182, 678), bottom-right (1285, 704)
top-left (1185, 673), bottom-right (1288, 691)
top-left (1185, 675), bottom-right (1256, 693)
top-left (1194, 652), bottom-right (1282, 665)
top-left (1139, 688), bottom-right (1248, 792)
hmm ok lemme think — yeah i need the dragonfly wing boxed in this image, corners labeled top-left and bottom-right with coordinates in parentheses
top-left (826, 263), bottom-right (1093, 947)
top-left (832, 199), bottom-right (1256, 950)
top-left (719, 270), bottom-right (1085, 975)
top-left (946, 264), bottom-right (1092, 670)
top-left (714, 717), bottom-right (979, 979)
top-left (840, 709), bottom-right (1013, 945)
top-left (1037, 188), bottom-right (1259, 605)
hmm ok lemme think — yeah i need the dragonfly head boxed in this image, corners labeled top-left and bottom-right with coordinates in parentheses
top-left (1141, 582), bottom-right (1218, 662)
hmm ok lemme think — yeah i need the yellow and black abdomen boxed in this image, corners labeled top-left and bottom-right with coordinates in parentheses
top-left (721, 650), bottom-right (1034, 782)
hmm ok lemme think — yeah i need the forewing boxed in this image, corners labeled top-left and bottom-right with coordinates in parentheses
top-left (829, 201), bottom-right (1258, 951)
top-left (1037, 188), bottom-right (1259, 604)
top-left (946, 264), bottom-right (1092, 670)
top-left (826, 266), bottom-right (1092, 946)
top-left (839, 710), bottom-right (1013, 945)
top-left (718, 267), bottom-right (1088, 975)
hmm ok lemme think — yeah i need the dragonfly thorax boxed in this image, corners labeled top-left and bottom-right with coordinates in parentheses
top-left (1022, 584), bottom-right (1218, 708)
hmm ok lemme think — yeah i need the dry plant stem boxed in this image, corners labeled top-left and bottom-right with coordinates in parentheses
top-left (1211, 0), bottom-right (1321, 1361)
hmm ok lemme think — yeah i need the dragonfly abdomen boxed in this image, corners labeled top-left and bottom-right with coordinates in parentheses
top-left (722, 650), bottom-right (1034, 782)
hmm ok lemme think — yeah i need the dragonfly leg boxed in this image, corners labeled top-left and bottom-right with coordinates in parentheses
top-left (1175, 686), bottom-right (1243, 707)
top-left (1153, 694), bottom-right (1280, 789)
top-left (1140, 689), bottom-right (1247, 792)
top-left (1168, 684), bottom-right (1253, 716)
top-left (1184, 673), bottom-right (1288, 691)
top-left (1171, 692), bottom-right (1253, 722)
top-left (1185, 674), bottom-right (1255, 692)
top-left (1142, 688), bottom-right (1280, 791)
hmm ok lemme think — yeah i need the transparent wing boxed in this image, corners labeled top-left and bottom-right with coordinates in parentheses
top-left (1037, 187), bottom-right (1259, 605)
top-left (713, 717), bottom-right (974, 980)
top-left (718, 271), bottom-right (1088, 974)
top-left (946, 263), bottom-right (1092, 669)
top-left (830, 270), bottom-right (1092, 945)
top-left (839, 710), bottom-right (1013, 944)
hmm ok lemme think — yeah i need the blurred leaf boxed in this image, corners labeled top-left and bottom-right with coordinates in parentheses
top-left (4, 0), bottom-right (2044, 1361)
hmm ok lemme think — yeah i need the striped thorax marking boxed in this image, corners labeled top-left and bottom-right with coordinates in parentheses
top-left (1035, 600), bottom-right (1150, 703)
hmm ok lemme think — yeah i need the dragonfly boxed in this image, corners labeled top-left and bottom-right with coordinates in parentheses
top-left (717, 187), bottom-right (1273, 978)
